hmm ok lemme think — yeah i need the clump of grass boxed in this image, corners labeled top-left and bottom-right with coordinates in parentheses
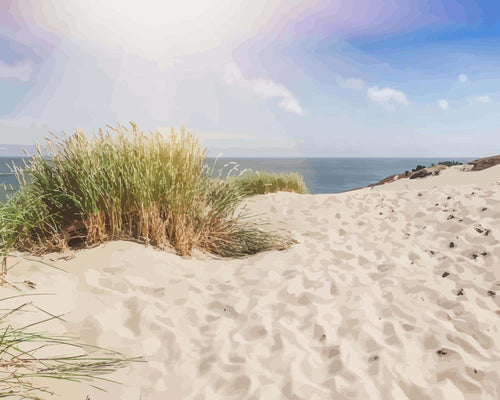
top-left (411, 164), bottom-right (426, 172)
top-left (412, 160), bottom-right (463, 171)
top-left (230, 170), bottom-right (309, 196)
top-left (432, 160), bottom-right (463, 167)
top-left (0, 295), bottom-right (140, 399)
top-left (0, 123), bottom-right (291, 258)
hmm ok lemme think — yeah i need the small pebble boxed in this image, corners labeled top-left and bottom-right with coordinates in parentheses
top-left (457, 288), bottom-right (464, 296)
top-left (487, 291), bottom-right (496, 297)
top-left (442, 272), bottom-right (450, 278)
top-left (449, 242), bottom-right (455, 248)
top-left (437, 349), bottom-right (448, 356)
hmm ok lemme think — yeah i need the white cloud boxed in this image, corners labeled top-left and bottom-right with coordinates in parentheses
top-left (224, 62), bottom-right (303, 114)
top-left (0, 61), bottom-right (32, 82)
top-left (438, 99), bottom-right (449, 110)
top-left (475, 95), bottom-right (490, 103)
top-left (458, 74), bottom-right (468, 83)
top-left (342, 77), bottom-right (364, 91)
top-left (366, 86), bottom-right (409, 111)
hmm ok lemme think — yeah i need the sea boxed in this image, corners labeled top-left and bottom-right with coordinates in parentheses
top-left (0, 156), bottom-right (476, 203)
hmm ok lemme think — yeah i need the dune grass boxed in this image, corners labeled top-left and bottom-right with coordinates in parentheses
top-left (0, 295), bottom-right (140, 399)
top-left (0, 123), bottom-right (293, 259)
top-left (0, 125), bottom-right (306, 397)
top-left (231, 170), bottom-right (309, 196)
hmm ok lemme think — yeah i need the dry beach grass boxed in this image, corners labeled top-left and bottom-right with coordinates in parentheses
top-left (0, 123), bottom-right (298, 259)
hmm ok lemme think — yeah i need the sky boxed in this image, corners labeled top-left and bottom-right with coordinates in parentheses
top-left (0, 0), bottom-right (499, 157)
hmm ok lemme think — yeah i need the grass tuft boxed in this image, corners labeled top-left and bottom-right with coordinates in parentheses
top-left (230, 170), bottom-right (308, 196)
top-left (0, 123), bottom-right (294, 258)
top-left (0, 297), bottom-right (141, 399)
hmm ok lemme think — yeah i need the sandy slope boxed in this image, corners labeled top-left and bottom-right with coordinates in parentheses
top-left (3, 165), bottom-right (500, 399)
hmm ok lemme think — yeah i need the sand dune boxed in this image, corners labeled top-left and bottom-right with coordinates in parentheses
top-left (3, 165), bottom-right (500, 399)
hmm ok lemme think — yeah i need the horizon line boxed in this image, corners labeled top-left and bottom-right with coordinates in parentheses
top-left (0, 155), bottom-right (482, 159)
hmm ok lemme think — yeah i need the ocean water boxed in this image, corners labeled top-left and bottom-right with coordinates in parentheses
top-left (0, 157), bottom-right (29, 203)
top-left (0, 156), bottom-right (475, 202)
top-left (208, 157), bottom-right (475, 193)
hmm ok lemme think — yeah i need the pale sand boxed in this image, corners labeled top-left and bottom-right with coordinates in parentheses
top-left (3, 164), bottom-right (500, 399)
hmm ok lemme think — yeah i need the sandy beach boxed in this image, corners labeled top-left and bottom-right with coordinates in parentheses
top-left (3, 164), bottom-right (500, 399)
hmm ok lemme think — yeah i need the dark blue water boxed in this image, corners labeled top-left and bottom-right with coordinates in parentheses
top-left (207, 157), bottom-right (475, 194)
top-left (0, 156), bottom-right (475, 202)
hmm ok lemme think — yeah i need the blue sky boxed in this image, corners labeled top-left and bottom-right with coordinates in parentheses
top-left (0, 0), bottom-right (499, 156)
